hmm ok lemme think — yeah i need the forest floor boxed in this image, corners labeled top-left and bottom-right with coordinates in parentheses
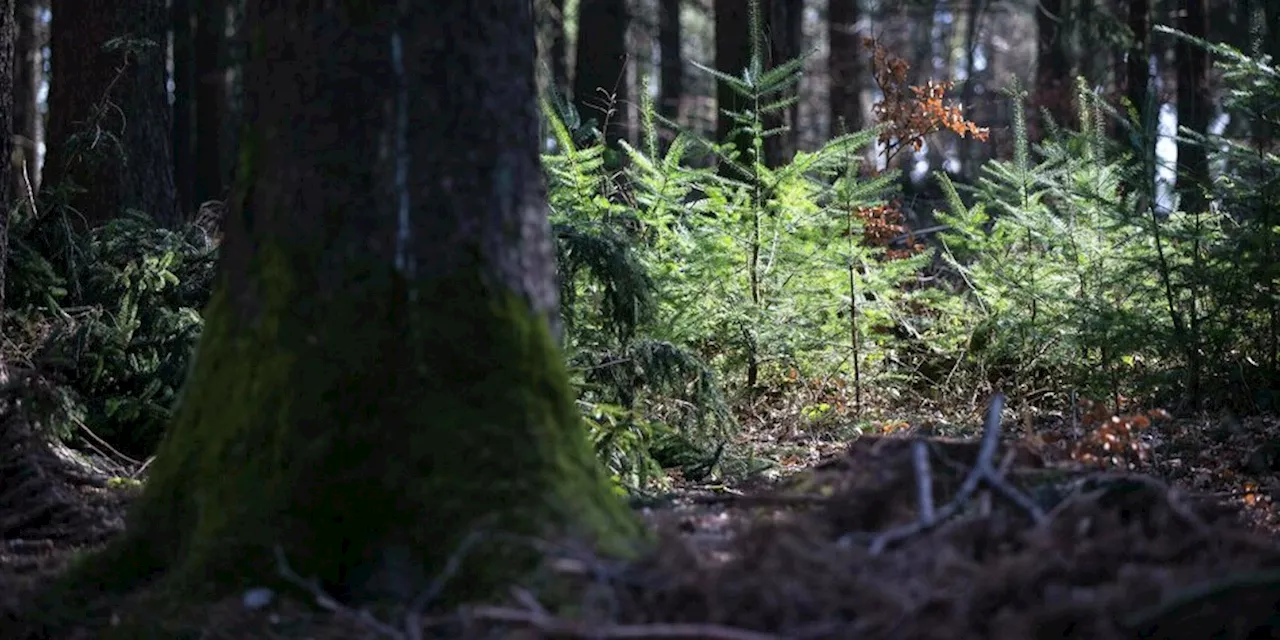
top-left (4, 388), bottom-right (1280, 638)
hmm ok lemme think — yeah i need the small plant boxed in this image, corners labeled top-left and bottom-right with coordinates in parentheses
top-left (864, 36), bottom-right (989, 165)
top-left (1069, 399), bottom-right (1171, 469)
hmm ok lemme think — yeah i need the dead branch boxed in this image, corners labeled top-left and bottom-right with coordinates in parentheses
top-left (838, 393), bottom-right (1047, 554)
top-left (912, 439), bottom-right (936, 524)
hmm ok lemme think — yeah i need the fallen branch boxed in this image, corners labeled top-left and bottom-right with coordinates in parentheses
top-left (838, 393), bottom-right (1047, 554)
top-left (912, 439), bottom-right (935, 524)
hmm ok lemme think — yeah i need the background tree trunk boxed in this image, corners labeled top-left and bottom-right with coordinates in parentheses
top-left (93, 0), bottom-right (637, 606)
top-left (1033, 0), bottom-right (1072, 141)
top-left (1175, 0), bottom-right (1210, 214)
top-left (1125, 0), bottom-right (1150, 117)
top-left (1266, 0), bottom-right (1280, 64)
top-left (958, 0), bottom-right (985, 178)
top-left (715, 0), bottom-right (751, 162)
top-left (193, 0), bottom-right (226, 203)
top-left (761, 0), bottom-right (801, 167)
top-left (827, 0), bottom-right (862, 135)
top-left (10, 0), bottom-right (39, 198)
top-left (658, 0), bottom-right (682, 122)
top-left (574, 0), bottom-right (629, 145)
top-left (0, 0), bottom-right (13, 317)
top-left (537, 0), bottom-right (569, 95)
top-left (42, 0), bottom-right (177, 227)
top-left (171, 0), bottom-right (195, 215)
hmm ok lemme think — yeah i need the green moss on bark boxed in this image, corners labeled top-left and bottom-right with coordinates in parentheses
top-left (73, 240), bottom-right (641, 608)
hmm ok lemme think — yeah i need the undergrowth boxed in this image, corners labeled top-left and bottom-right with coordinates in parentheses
top-left (7, 14), bottom-right (1278, 498)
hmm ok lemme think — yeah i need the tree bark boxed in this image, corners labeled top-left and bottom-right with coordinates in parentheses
top-left (715, 0), bottom-right (751, 158)
top-left (172, 0), bottom-right (195, 216)
top-left (1033, 0), bottom-right (1073, 141)
top-left (193, 0), bottom-right (227, 203)
top-left (1175, 0), bottom-right (1211, 214)
top-left (1125, 0), bottom-right (1150, 117)
top-left (761, 0), bottom-right (802, 167)
top-left (958, 0), bottom-right (984, 178)
top-left (42, 0), bottom-right (177, 228)
top-left (573, 0), bottom-right (629, 145)
top-left (658, 0), bottom-right (682, 121)
top-left (828, 0), bottom-right (862, 135)
top-left (1266, 0), bottom-right (1280, 65)
top-left (542, 0), bottom-right (569, 94)
top-left (0, 0), bottom-right (13, 317)
top-left (10, 0), bottom-right (38, 198)
top-left (86, 0), bottom-right (638, 607)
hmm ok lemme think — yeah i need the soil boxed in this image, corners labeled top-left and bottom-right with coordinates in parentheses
top-left (4, 390), bottom-right (1280, 639)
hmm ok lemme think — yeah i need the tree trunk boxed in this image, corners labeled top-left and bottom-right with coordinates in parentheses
top-left (172, 0), bottom-right (195, 216)
top-left (10, 0), bottom-right (39, 198)
top-left (87, 0), bottom-right (638, 607)
top-left (42, 0), bottom-right (177, 228)
top-left (573, 0), bottom-right (628, 145)
top-left (658, 0), bottom-right (682, 121)
top-left (1033, 0), bottom-right (1073, 141)
top-left (549, 0), bottom-right (568, 92)
top-left (1176, 0), bottom-right (1211, 214)
top-left (0, 0), bottom-right (13, 317)
top-left (828, 0), bottom-right (862, 135)
top-left (715, 0), bottom-right (751, 158)
top-left (761, 0), bottom-right (802, 167)
top-left (1266, 0), bottom-right (1280, 65)
top-left (958, 0), bottom-right (985, 178)
top-left (221, 0), bottom-right (243, 195)
top-left (1125, 0), bottom-right (1150, 117)
top-left (193, 0), bottom-right (227, 204)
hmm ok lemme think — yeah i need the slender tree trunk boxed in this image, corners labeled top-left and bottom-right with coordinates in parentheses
top-left (43, 0), bottom-right (178, 227)
top-left (193, 0), bottom-right (226, 204)
top-left (10, 0), bottom-right (38, 198)
top-left (910, 1), bottom-right (936, 86)
top-left (172, 0), bottom-right (195, 216)
top-left (1176, 0), bottom-right (1211, 214)
top-left (827, 0), bottom-right (863, 135)
top-left (658, 0), bottom-right (682, 121)
top-left (958, 0), bottom-right (984, 178)
top-left (574, 0), bottom-right (628, 145)
top-left (1033, 0), bottom-right (1073, 141)
top-left (84, 0), bottom-right (637, 610)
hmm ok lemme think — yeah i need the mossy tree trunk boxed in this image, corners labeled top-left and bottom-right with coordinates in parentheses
top-left (93, 0), bottom-right (639, 607)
